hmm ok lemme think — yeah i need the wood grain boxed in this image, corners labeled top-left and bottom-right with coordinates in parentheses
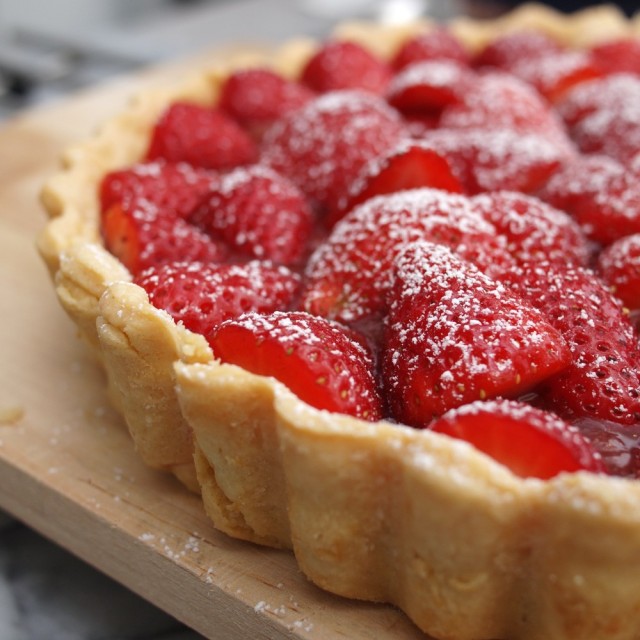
top-left (0, 59), bottom-right (427, 639)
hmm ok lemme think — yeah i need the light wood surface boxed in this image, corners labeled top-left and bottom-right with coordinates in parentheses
top-left (0, 57), bottom-right (429, 639)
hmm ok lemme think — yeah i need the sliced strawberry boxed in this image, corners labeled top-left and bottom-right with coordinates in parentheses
top-left (101, 198), bottom-right (227, 275)
top-left (146, 102), bottom-right (258, 170)
top-left (430, 399), bottom-right (605, 479)
top-left (382, 242), bottom-right (571, 425)
top-left (261, 90), bottom-right (406, 212)
top-left (540, 155), bottom-right (640, 245)
top-left (386, 59), bottom-right (474, 116)
top-left (505, 261), bottom-right (640, 425)
top-left (330, 141), bottom-right (463, 226)
top-left (189, 165), bottom-right (313, 266)
top-left (134, 260), bottom-right (301, 338)
top-left (596, 234), bottom-right (640, 310)
top-left (302, 189), bottom-right (517, 325)
top-left (473, 30), bottom-right (564, 71)
top-left (209, 310), bottom-right (383, 420)
top-left (438, 72), bottom-right (572, 146)
top-left (392, 27), bottom-right (470, 70)
top-left (218, 68), bottom-right (314, 136)
top-left (590, 38), bottom-right (640, 76)
top-left (510, 50), bottom-right (601, 102)
top-left (300, 40), bottom-right (392, 95)
top-left (100, 160), bottom-right (217, 219)
top-left (470, 191), bottom-right (589, 266)
top-left (420, 128), bottom-right (570, 195)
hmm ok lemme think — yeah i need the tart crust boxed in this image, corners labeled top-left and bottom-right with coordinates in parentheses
top-left (38, 5), bottom-right (640, 639)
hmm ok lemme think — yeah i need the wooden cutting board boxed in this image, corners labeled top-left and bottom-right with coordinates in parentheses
top-left (0, 56), bottom-right (427, 639)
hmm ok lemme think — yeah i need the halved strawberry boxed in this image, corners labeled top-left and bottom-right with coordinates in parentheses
top-left (420, 127), bottom-right (570, 194)
top-left (300, 40), bottom-right (392, 95)
top-left (134, 260), bottom-right (301, 338)
top-left (261, 90), bottom-right (406, 212)
top-left (302, 189), bottom-right (516, 325)
top-left (470, 191), bottom-right (590, 266)
top-left (505, 261), bottom-right (640, 425)
top-left (218, 68), bottom-right (314, 136)
top-left (430, 399), bottom-right (605, 479)
top-left (101, 198), bottom-right (227, 275)
top-left (596, 234), bottom-right (640, 311)
top-left (386, 59), bottom-right (474, 116)
top-left (590, 38), bottom-right (640, 76)
top-left (473, 30), bottom-right (564, 71)
top-left (209, 310), bottom-right (383, 420)
top-left (540, 154), bottom-right (640, 245)
top-left (392, 27), bottom-right (470, 70)
top-left (189, 165), bottom-right (313, 266)
top-left (382, 242), bottom-right (571, 426)
top-left (146, 102), bottom-right (258, 170)
top-left (100, 160), bottom-right (217, 219)
top-left (329, 141), bottom-right (463, 226)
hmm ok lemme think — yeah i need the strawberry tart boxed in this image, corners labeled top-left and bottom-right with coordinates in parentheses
top-left (39, 3), bottom-right (640, 639)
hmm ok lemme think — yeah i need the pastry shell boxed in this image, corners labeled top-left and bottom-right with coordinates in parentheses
top-left (38, 5), bottom-right (640, 639)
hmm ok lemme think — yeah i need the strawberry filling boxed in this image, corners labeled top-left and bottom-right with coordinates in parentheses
top-left (98, 25), bottom-right (640, 481)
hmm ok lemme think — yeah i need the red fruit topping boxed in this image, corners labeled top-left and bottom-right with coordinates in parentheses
top-left (218, 68), bottom-right (314, 135)
top-left (302, 189), bottom-right (516, 325)
top-left (100, 160), bottom-right (217, 220)
top-left (101, 199), bottom-right (227, 275)
top-left (470, 191), bottom-right (589, 266)
top-left (439, 73), bottom-right (572, 145)
top-left (596, 234), bottom-right (640, 311)
top-left (209, 310), bottom-right (383, 420)
top-left (420, 128), bottom-right (570, 194)
top-left (430, 399), bottom-right (605, 479)
top-left (135, 260), bottom-right (301, 338)
top-left (392, 27), bottom-right (470, 70)
top-left (331, 141), bottom-right (463, 226)
top-left (146, 102), bottom-right (258, 170)
top-left (189, 165), bottom-right (313, 266)
top-left (474, 30), bottom-right (564, 70)
top-left (386, 59), bottom-right (474, 116)
top-left (301, 40), bottom-right (392, 95)
top-left (540, 154), bottom-right (640, 245)
top-left (505, 261), bottom-right (640, 425)
top-left (510, 50), bottom-right (601, 102)
top-left (261, 90), bottom-right (406, 211)
top-left (382, 242), bottom-right (571, 425)
top-left (590, 38), bottom-right (640, 76)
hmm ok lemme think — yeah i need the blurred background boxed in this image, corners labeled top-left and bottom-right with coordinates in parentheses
top-left (0, 0), bottom-right (635, 120)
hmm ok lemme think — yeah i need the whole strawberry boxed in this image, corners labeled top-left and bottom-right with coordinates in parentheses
top-left (382, 242), bottom-right (571, 426)
top-left (596, 234), bottom-right (640, 311)
top-left (209, 310), bottom-right (383, 420)
top-left (392, 27), bottom-right (470, 70)
top-left (134, 260), bottom-right (301, 339)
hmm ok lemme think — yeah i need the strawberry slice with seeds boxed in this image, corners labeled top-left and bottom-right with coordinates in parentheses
top-left (382, 242), bottom-right (571, 426)
top-left (302, 189), bottom-right (517, 325)
top-left (473, 30), bottom-right (564, 71)
top-left (146, 102), bottom-right (258, 170)
top-left (100, 160), bottom-right (217, 219)
top-left (135, 260), bottom-right (301, 338)
top-left (218, 68), bottom-right (314, 136)
top-left (505, 261), bottom-right (640, 425)
top-left (261, 90), bottom-right (406, 212)
top-left (392, 27), bottom-right (470, 70)
top-left (301, 40), bottom-right (392, 95)
top-left (596, 234), bottom-right (640, 311)
top-left (540, 154), bottom-right (640, 245)
top-left (470, 191), bottom-right (589, 266)
top-left (101, 198), bottom-right (227, 275)
top-left (189, 165), bottom-right (313, 266)
top-left (430, 399), bottom-right (605, 479)
top-left (209, 310), bottom-right (383, 420)
top-left (330, 141), bottom-right (463, 226)
top-left (590, 38), bottom-right (640, 76)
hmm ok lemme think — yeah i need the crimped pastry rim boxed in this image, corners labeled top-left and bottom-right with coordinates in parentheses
top-left (38, 5), bottom-right (640, 639)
